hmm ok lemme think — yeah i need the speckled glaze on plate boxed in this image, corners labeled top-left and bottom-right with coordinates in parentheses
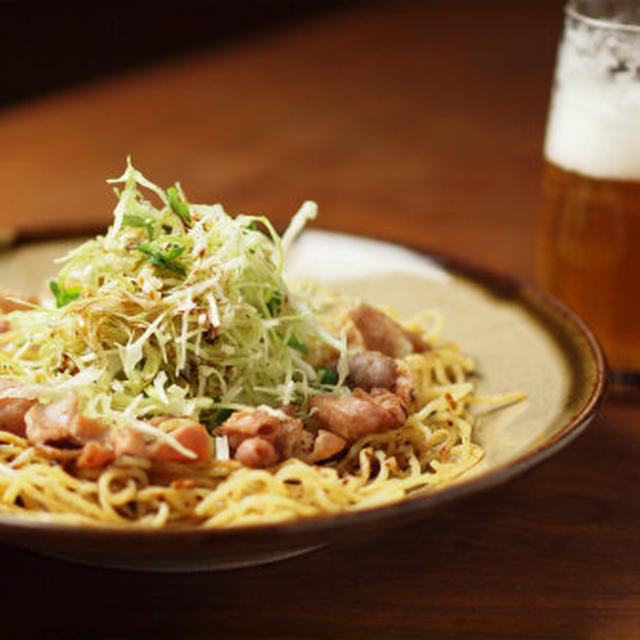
top-left (0, 231), bottom-right (607, 571)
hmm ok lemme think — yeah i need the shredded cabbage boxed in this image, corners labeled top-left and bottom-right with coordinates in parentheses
top-left (0, 159), bottom-right (348, 434)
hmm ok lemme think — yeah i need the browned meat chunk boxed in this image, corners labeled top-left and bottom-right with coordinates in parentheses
top-left (306, 430), bottom-right (347, 463)
top-left (77, 442), bottom-right (115, 468)
top-left (72, 412), bottom-right (110, 442)
top-left (0, 380), bottom-right (36, 436)
top-left (218, 410), bottom-right (282, 449)
top-left (25, 394), bottom-right (76, 444)
top-left (217, 407), bottom-right (346, 468)
top-left (350, 304), bottom-right (427, 358)
top-left (151, 419), bottom-right (212, 463)
top-left (218, 408), bottom-right (304, 468)
top-left (347, 351), bottom-right (397, 391)
top-left (310, 387), bottom-right (408, 442)
top-left (288, 427), bottom-right (347, 464)
top-left (25, 392), bottom-right (109, 448)
top-left (18, 389), bottom-right (212, 466)
top-left (369, 388), bottom-right (407, 425)
top-left (110, 420), bottom-right (213, 463)
top-left (110, 427), bottom-right (151, 459)
top-left (275, 415), bottom-right (303, 459)
top-left (392, 372), bottom-right (415, 407)
top-left (235, 437), bottom-right (279, 468)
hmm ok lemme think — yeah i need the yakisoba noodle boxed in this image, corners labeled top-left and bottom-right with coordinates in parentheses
top-left (0, 162), bottom-right (523, 527)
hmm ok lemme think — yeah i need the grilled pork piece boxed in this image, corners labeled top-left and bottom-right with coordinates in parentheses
top-left (0, 380), bottom-right (36, 437)
top-left (310, 387), bottom-right (408, 442)
top-left (350, 304), bottom-right (427, 358)
top-left (347, 351), bottom-right (397, 391)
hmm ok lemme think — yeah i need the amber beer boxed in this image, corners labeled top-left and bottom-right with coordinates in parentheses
top-left (539, 162), bottom-right (640, 374)
top-left (538, 4), bottom-right (640, 381)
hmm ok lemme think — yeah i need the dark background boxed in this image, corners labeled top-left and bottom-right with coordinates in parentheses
top-left (1, 0), bottom-right (360, 109)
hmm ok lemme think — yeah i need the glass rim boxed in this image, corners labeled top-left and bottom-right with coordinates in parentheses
top-left (566, 2), bottom-right (640, 34)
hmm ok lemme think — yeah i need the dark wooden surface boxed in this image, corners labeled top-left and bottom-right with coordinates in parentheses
top-left (1, 2), bottom-right (638, 638)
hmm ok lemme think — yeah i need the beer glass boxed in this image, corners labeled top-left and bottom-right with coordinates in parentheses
top-left (538, 1), bottom-right (640, 388)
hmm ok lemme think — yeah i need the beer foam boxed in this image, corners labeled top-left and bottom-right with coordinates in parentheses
top-left (544, 23), bottom-right (640, 180)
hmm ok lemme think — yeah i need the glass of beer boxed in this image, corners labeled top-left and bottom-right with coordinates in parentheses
top-left (538, 1), bottom-right (640, 389)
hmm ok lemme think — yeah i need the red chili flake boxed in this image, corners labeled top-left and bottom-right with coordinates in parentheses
top-left (170, 478), bottom-right (197, 489)
top-left (439, 435), bottom-right (455, 462)
top-left (444, 393), bottom-right (457, 410)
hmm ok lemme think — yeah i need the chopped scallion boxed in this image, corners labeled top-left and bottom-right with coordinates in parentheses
top-left (287, 336), bottom-right (308, 354)
top-left (49, 280), bottom-right (82, 308)
top-left (137, 242), bottom-right (186, 276)
top-left (316, 366), bottom-right (338, 385)
top-left (123, 213), bottom-right (154, 239)
top-left (167, 186), bottom-right (192, 226)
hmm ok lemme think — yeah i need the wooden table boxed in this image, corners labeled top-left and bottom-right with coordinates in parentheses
top-left (1, 2), bottom-right (638, 638)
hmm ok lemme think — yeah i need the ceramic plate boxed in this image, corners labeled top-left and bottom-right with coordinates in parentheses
top-left (0, 231), bottom-right (606, 571)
